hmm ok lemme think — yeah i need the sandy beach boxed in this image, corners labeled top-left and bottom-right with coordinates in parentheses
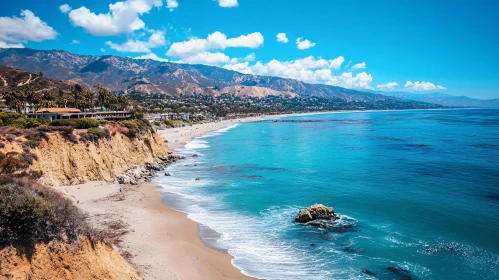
top-left (157, 117), bottom-right (266, 150)
top-left (59, 181), bottom-right (256, 280)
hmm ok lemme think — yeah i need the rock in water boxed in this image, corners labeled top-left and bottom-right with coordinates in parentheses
top-left (295, 204), bottom-right (336, 223)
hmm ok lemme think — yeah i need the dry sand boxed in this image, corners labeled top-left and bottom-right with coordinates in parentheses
top-left (58, 181), bottom-right (256, 280)
top-left (157, 117), bottom-right (265, 150)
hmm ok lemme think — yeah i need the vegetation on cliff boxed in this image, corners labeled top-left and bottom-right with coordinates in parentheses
top-left (0, 140), bottom-right (142, 279)
top-left (0, 175), bottom-right (93, 249)
top-left (0, 172), bottom-right (142, 279)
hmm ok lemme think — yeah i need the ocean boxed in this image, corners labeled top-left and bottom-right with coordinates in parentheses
top-left (152, 109), bottom-right (499, 280)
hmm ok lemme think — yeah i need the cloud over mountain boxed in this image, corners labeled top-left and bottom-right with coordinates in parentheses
top-left (0, 10), bottom-right (57, 48)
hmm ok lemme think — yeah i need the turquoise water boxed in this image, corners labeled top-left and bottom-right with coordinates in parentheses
top-left (153, 109), bottom-right (499, 280)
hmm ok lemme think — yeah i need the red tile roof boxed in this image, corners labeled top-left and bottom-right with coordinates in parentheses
top-left (36, 108), bottom-right (81, 113)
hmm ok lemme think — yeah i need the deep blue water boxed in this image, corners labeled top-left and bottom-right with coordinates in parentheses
top-left (153, 109), bottom-right (499, 280)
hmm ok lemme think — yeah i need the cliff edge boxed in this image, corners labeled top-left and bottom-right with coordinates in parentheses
top-left (0, 238), bottom-right (142, 280)
top-left (0, 122), bottom-right (172, 186)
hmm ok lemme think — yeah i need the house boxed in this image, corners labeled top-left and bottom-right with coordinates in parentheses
top-left (33, 108), bottom-right (81, 121)
top-left (27, 108), bottom-right (133, 121)
top-left (178, 113), bottom-right (191, 120)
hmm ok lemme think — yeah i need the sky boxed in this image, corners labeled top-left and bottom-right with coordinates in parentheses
top-left (0, 0), bottom-right (498, 99)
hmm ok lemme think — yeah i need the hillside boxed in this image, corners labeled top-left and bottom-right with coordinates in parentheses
top-left (219, 85), bottom-right (298, 98)
top-left (377, 91), bottom-right (499, 109)
top-left (0, 48), bottom-right (440, 109)
top-left (0, 64), bottom-right (74, 94)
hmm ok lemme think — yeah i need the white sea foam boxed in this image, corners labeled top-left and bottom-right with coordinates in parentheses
top-left (184, 139), bottom-right (210, 150)
top-left (202, 123), bottom-right (240, 138)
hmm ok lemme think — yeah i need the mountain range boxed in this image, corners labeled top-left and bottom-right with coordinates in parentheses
top-left (374, 91), bottom-right (499, 109)
top-left (0, 48), bottom-right (494, 109)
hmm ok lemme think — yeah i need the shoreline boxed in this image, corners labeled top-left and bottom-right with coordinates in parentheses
top-left (157, 108), bottom-right (451, 151)
top-left (59, 108), bottom-right (458, 279)
top-left (58, 181), bottom-right (256, 280)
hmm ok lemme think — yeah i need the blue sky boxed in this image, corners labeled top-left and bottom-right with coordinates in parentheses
top-left (0, 0), bottom-right (498, 98)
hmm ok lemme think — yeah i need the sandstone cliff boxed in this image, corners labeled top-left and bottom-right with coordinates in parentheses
top-left (0, 238), bottom-right (142, 280)
top-left (0, 125), bottom-right (171, 186)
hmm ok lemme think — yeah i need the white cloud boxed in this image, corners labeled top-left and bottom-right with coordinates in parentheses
top-left (377, 82), bottom-right (399, 90)
top-left (405, 81), bottom-right (447, 91)
top-left (276, 33), bottom-right (288, 43)
top-left (178, 52), bottom-right (232, 66)
top-left (242, 52), bottom-right (255, 62)
top-left (59, 4), bottom-right (72, 13)
top-left (106, 30), bottom-right (166, 52)
top-left (66, 0), bottom-right (163, 36)
top-left (296, 37), bottom-right (315, 50)
top-left (0, 41), bottom-right (24, 48)
top-left (223, 62), bottom-right (253, 74)
top-left (219, 0), bottom-right (238, 7)
top-left (100, 48), bottom-right (106, 52)
top-left (221, 55), bottom-right (373, 89)
top-left (351, 62), bottom-right (366, 69)
top-left (166, 31), bottom-right (264, 58)
top-left (71, 39), bottom-right (80, 44)
top-left (167, 0), bottom-right (178, 11)
top-left (0, 10), bottom-right (57, 46)
top-left (134, 52), bottom-right (169, 62)
top-left (227, 32), bottom-right (264, 48)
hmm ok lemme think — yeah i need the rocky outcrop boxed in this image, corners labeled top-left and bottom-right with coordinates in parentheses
top-left (295, 204), bottom-right (337, 223)
top-left (115, 159), bottom-right (180, 185)
top-left (0, 238), bottom-right (142, 280)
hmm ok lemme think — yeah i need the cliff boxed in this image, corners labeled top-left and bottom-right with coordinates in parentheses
top-left (0, 124), bottom-right (171, 186)
top-left (0, 238), bottom-right (142, 280)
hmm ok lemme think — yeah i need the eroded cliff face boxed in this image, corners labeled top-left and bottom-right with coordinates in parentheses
top-left (0, 238), bottom-right (142, 280)
top-left (33, 129), bottom-right (170, 186)
top-left (0, 126), bottom-right (171, 186)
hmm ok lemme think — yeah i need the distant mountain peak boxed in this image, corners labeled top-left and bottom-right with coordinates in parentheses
top-left (0, 48), bottom-right (442, 109)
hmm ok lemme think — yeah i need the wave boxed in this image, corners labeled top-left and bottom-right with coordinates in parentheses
top-left (202, 123), bottom-right (240, 138)
top-left (184, 139), bottom-right (210, 150)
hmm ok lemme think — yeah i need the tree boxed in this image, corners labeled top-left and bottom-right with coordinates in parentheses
top-left (73, 84), bottom-right (83, 109)
top-left (97, 84), bottom-right (113, 111)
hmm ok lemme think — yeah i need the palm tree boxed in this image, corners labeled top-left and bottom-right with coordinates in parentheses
top-left (98, 85), bottom-right (112, 111)
top-left (73, 84), bottom-right (83, 109)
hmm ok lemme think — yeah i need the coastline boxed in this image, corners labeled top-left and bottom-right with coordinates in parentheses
top-left (58, 181), bottom-right (256, 280)
top-left (58, 108), bottom-right (455, 280)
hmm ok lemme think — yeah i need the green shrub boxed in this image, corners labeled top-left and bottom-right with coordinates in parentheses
top-left (162, 119), bottom-right (175, 128)
top-left (86, 127), bottom-right (111, 140)
top-left (0, 176), bottom-right (94, 249)
top-left (49, 119), bottom-right (77, 127)
top-left (24, 118), bottom-right (43, 129)
top-left (135, 112), bottom-right (144, 119)
top-left (75, 118), bottom-right (100, 129)
top-left (0, 112), bottom-right (24, 126)
top-left (120, 120), bottom-right (138, 130)
top-left (120, 119), bottom-right (152, 138)
top-left (10, 118), bottom-right (27, 128)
